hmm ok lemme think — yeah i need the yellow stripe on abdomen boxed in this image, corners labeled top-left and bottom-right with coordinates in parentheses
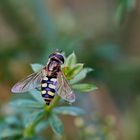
top-left (47, 91), bottom-right (55, 96)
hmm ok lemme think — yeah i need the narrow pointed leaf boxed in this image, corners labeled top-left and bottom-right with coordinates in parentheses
top-left (31, 63), bottom-right (44, 72)
top-left (70, 68), bottom-right (93, 84)
top-left (65, 52), bottom-right (77, 67)
top-left (10, 99), bottom-right (44, 109)
top-left (23, 110), bottom-right (46, 137)
top-left (0, 128), bottom-right (22, 138)
top-left (72, 83), bottom-right (98, 92)
top-left (24, 110), bottom-right (45, 128)
top-left (35, 120), bottom-right (49, 133)
top-left (53, 106), bottom-right (85, 116)
top-left (5, 116), bottom-right (20, 126)
top-left (62, 66), bottom-right (71, 78)
top-left (49, 114), bottom-right (64, 135)
top-left (67, 63), bottom-right (83, 79)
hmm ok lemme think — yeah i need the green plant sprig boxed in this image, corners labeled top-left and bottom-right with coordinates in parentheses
top-left (1, 52), bottom-right (97, 139)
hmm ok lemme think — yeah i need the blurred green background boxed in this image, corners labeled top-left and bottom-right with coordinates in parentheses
top-left (0, 0), bottom-right (140, 140)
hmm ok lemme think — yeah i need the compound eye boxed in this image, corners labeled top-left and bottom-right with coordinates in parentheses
top-left (60, 56), bottom-right (64, 64)
top-left (55, 54), bottom-right (64, 64)
top-left (49, 53), bottom-right (55, 58)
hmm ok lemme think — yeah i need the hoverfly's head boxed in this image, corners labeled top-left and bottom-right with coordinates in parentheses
top-left (49, 50), bottom-right (64, 65)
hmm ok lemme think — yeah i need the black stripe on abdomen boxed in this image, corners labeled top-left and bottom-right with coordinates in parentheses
top-left (41, 76), bottom-right (57, 105)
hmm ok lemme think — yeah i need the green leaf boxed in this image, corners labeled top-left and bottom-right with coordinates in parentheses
top-left (62, 66), bottom-right (71, 77)
top-left (72, 83), bottom-right (98, 92)
top-left (115, 2), bottom-right (125, 26)
top-left (35, 120), bottom-right (49, 133)
top-left (70, 67), bottom-right (93, 84)
top-left (65, 52), bottom-right (77, 67)
top-left (49, 113), bottom-right (64, 135)
top-left (67, 63), bottom-right (83, 79)
top-left (0, 128), bottom-right (22, 138)
top-left (114, 0), bottom-right (135, 26)
top-left (29, 90), bottom-right (45, 104)
top-left (10, 99), bottom-right (44, 110)
top-left (24, 110), bottom-right (45, 128)
top-left (5, 116), bottom-right (20, 126)
top-left (31, 63), bottom-right (44, 72)
top-left (53, 106), bottom-right (85, 116)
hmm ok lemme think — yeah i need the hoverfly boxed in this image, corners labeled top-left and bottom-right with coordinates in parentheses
top-left (11, 50), bottom-right (75, 105)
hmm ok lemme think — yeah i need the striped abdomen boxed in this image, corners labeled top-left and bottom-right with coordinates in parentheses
top-left (41, 76), bottom-right (57, 105)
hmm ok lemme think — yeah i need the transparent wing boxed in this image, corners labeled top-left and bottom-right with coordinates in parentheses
top-left (11, 70), bottom-right (44, 93)
top-left (56, 71), bottom-right (75, 103)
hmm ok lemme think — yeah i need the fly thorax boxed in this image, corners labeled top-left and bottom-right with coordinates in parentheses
top-left (47, 61), bottom-right (61, 77)
top-left (48, 60), bottom-right (60, 71)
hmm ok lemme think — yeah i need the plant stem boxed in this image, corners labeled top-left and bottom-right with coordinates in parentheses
top-left (23, 112), bottom-right (45, 138)
top-left (24, 95), bottom-right (61, 138)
